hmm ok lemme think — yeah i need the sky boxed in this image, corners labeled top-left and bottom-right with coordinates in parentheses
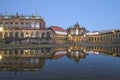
top-left (0, 0), bottom-right (120, 31)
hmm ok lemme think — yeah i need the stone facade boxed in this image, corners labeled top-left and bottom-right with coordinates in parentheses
top-left (0, 13), bottom-right (119, 44)
top-left (84, 30), bottom-right (120, 44)
top-left (48, 26), bottom-right (67, 44)
top-left (0, 13), bottom-right (54, 44)
top-left (67, 22), bottom-right (87, 43)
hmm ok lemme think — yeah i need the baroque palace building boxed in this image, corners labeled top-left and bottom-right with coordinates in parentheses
top-left (0, 13), bottom-right (120, 44)
top-left (84, 29), bottom-right (120, 44)
top-left (67, 22), bottom-right (87, 43)
top-left (0, 13), bottom-right (67, 44)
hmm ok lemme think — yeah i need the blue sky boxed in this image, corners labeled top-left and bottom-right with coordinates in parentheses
top-left (0, 0), bottom-right (120, 31)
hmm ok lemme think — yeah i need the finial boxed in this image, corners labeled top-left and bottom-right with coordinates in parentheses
top-left (16, 12), bottom-right (18, 16)
top-left (40, 16), bottom-right (42, 18)
top-left (35, 11), bottom-right (38, 16)
top-left (32, 13), bottom-right (34, 16)
top-left (0, 13), bottom-right (2, 16)
top-left (5, 11), bottom-right (8, 15)
top-left (76, 22), bottom-right (78, 25)
top-left (21, 14), bottom-right (23, 16)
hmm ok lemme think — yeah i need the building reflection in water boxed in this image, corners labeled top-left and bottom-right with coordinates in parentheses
top-left (0, 48), bottom-right (54, 74)
top-left (0, 57), bottom-right (45, 75)
top-left (85, 45), bottom-right (120, 57)
top-left (66, 46), bottom-right (87, 64)
top-left (0, 45), bottom-right (120, 73)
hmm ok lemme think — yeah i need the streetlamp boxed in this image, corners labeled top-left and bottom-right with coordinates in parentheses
top-left (0, 55), bottom-right (2, 60)
top-left (0, 27), bottom-right (3, 31)
top-left (68, 34), bottom-right (71, 43)
top-left (68, 34), bottom-right (71, 37)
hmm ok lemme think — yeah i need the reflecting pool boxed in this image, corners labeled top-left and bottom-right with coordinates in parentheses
top-left (0, 45), bottom-right (120, 80)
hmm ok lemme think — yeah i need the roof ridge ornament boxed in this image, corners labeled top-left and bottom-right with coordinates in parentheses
top-left (16, 12), bottom-right (18, 15)
top-left (5, 11), bottom-right (8, 16)
top-left (35, 12), bottom-right (39, 16)
top-left (74, 22), bottom-right (80, 27)
top-left (76, 22), bottom-right (79, 25)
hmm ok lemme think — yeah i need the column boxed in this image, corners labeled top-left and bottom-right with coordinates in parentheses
top-left (119, 34), bottom-right (120, 40)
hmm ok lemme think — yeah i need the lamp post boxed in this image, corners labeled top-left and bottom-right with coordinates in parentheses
top-left (0, 54), bottom-right (2, 60)
top-left (0, 27), bottom-right (3, 31)
top-left (68, 34), bottom-right (71, 43)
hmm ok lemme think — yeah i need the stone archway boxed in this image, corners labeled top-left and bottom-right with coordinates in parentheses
top-left (31, 32), bottom-right (34, 37)
top-left (15, 22), bottom-right (19, 28)
top-left (46, 32), bottom-right (50, 39)
top-left (21, 32), bottom-right (24, 38)
top-left (25, 32), bottom-right (29, 38)
top-left (4, 32), bottom-right (8, 38)
top-left (0, 32), bottom-right (3, 39)
top-left (4, 32), bottom-right (9, 44)
top-left (41, 32), bottom-right (45, 38)
top-left (15, 32), bottom-right (19, 40)
top-left (36, 32), bottom-right (39, 37)
top-left (9, 32), bottom-right (13, 41)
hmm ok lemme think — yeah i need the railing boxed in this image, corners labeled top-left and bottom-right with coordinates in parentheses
top-left (3, 37), bottom-right (52, 44)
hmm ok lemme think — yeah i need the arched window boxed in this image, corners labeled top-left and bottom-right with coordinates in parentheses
top-left (21, 32), bottom-right (24, 38)
top-left (20, 49), bottom-right (23, 55)
top-left (25, 22), bottom-right (29, 27)
top-left (21, 22), bottom-right (24, 27)
top-left (31, 32), bottom-right (34, 37)
top-left (0, 32), bottom-right (3, 38)
top-left (46, 32), bottom-right (50, 39)
top-left (25, 32), bottom-right (29, 37)
top-left (4, 32), bottom-right (8, 38)
top-left (76, 29), bottom-right (79, 35)
top-left (70, 29), bottom-right (74, 35)
top-left (0, 22), bottom-right (3, 26)
top-left (9, 32), bottom-right (13, 39)
top-left (41, 32), bottom-right (45, 38)
top-left (15, 32), bottom-right (19, 40)
top-left (36, 32), bottom-right (39, 37)
top-left (36, 22), bottom-right (40, 29)
top-left (15, 22), bottom-right (19, 27)
top-left (10, 22), bottom-right (13, 28)
top-left (5, 22), bottom-right (9, 28)
top-left (14, 49), bottom-right (18, 55)
top-left (116, 34), bottom-right (118, 40)
top-left (31, 22), bottom-right (35, 28)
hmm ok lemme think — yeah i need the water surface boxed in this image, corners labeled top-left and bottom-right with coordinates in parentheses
top-left (0, 45), bottom-right (120, 80)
